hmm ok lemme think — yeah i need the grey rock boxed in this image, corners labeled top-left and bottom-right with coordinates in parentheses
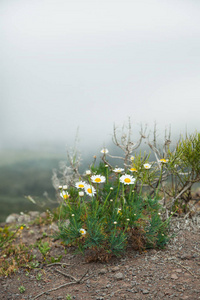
top-left (5, 213), bottom-right (19, 223)
top-left (99, 268), bottom-right (107, 275)
top-left (28, 211), bottom-right (40, 218)
top-left (114, 272), bottom-right (124, 280)
top-left (18, 214), bottom-right (31, 224)
top-left (40, 212), bottom-right (48, 218)
top-left (50, 222), bottom-right (59, 232)
top-left (142, 289), bottom-right (149, 294)
top-left (111, 266), bottom-right (120, 272)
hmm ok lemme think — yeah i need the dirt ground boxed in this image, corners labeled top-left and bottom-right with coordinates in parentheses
top-left (0, 216), bottom-right (200, 300)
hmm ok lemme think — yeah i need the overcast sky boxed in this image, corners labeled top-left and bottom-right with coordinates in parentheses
top-left (1, 0), bottom-right (200, 152)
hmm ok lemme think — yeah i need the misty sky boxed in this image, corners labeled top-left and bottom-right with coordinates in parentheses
top-left (1, 0), bottom-right (200, 151)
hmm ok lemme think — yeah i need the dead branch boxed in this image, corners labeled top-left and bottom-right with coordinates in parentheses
top-left (32, 269), bottom-right (89, 300)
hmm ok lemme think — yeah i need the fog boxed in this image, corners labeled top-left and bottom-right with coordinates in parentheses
top-left (1, 0), bottom-right (200, 153)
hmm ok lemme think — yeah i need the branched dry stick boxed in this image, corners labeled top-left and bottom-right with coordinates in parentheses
top-left (32, 269), bottom-right (89, 300)
top-left (54, 268), bottom-right (77, 281)
top-left (170, 182), bottom-right (192, 210)
top-left (173, 261), bottom-right (197, 278)
top-left (112, 120), bottom-right (146, 170)
top-left (45, 262), bottom-right (72, 268)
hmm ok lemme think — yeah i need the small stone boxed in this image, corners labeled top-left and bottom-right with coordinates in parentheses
top-left (99, 268), bottom-right (107, 275)
top-left (175, 268), bottom-right (183, 273)
top-left (142, 289), bottom-right (149, 294)
top-left (171, 273), bottom-right (178, 280)
top-left (50, 223), bottom-right (59, 232)
top-left (114, 272), bottom-right (124, 280)
top-left (18, 214), bottom-right (31, 223)
top-left (40, 212), bottom-right (48, 219)
top-left (111, 266), bottom-right (120, 272)
top-left (28, 211), bottom-right (40, 218)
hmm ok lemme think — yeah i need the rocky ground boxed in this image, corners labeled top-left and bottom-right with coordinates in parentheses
top-left (0, 213), bottom-right (200, 300)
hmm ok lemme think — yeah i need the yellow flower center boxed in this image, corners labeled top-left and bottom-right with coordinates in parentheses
top-left (94, 178), bottom-right (101, 183)
top-left (79, 184), bottom-right (84, 188)
top-left (87, 188), bottom-right (92, 193)
top-left (160, 159), bottom-right (166, 162)
top-left (130, 168), bottom-right (137, 172)
top-left (124, 178), bottom-right (131, 183)
top-left (63, 194), bottom-right (68, 199)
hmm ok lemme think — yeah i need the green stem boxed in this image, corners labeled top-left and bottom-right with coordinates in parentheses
top-left (115, 174), bottom-right (121, 201)
top-left (156, 165), bottom-right (163, 198)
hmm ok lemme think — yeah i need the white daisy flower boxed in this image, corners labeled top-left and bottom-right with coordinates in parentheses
top-left (79, 191), bottom-right (84, 197)
top-left (91, 175), bottom-right (106, 183)
top-left (84, 184), bottom-right (96, 197)
top-left (79, 228), bottom-right (87, 235)
top-left (143, 163), bottom-right (151, 169)
top-left (101, 148), bottom-right (109, 154)
top-left (130, 156), bottom-right (135, 161)
top-left (159, 158), bottom-right (169, 163)
top-left (117, 208), bottom-right (122, 214)
top-left (113, 221), bottom-right (117, 224)
top-left (60, 191), bottom-right (70, 200)
top-left (113, 167), bottom-right (124, 173)
top-left (120, 174), bottom-right (136, 185)
top-left (62, 185), bottom-right (68, 190)
top-left (75, 181), bottom-right (86, 189)
top-left (85, 170), bottom-right (91, 175)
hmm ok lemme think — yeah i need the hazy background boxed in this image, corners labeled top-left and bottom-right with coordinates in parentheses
top-left (0, 0), bottom-right (200, 221)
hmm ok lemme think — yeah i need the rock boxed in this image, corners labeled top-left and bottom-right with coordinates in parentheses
top-left (64, 219), bottom-right (70, 227)
top-left (142, 289), bottom-right (149, 294)
top-left (114, 272), bottom-right (124, 280)
top-left (175, 268), bottom-right (183, 273)
top-left (18, 214), bottom-right (31, 224)
top-left (99, 268), bottom-right (107, 275)
top-left (50, 223), bottom-right (59, 232)
top-left (5, 213), bottom-right (19, 223)
top-left (40, 212), bottom-right (48, 219)
top-left (111, 266), bottom-right (120, 272)
top-left (171, 273), bottom-right (178, 280)
top-left (28, 211), bottom-right (40, 219)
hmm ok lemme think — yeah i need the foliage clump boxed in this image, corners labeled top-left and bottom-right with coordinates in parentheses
top-left (56, 153), bottom-right (171, 262)
top-left (55, 123), bottom-right (200, 261)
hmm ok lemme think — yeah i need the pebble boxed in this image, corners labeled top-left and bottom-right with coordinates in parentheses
top-left (114, 272), bottom-right (124, 280)
top-left (142, 289), bottom-right (149, 294)
top-left (99, 268), bottom-right (107, 275)
top-left (175, 268), bottom-right (183, 273)
top-left (171, 274), bottom-right (178, 280)
top-left (111, 266), bottom-right (120, 272)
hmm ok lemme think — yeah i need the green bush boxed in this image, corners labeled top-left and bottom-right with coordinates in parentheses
top-left (56, 152), bottom-right (172, 261)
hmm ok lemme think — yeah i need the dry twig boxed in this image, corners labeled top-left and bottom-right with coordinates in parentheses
top-left (32, 269), bottom-right (89, 300)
